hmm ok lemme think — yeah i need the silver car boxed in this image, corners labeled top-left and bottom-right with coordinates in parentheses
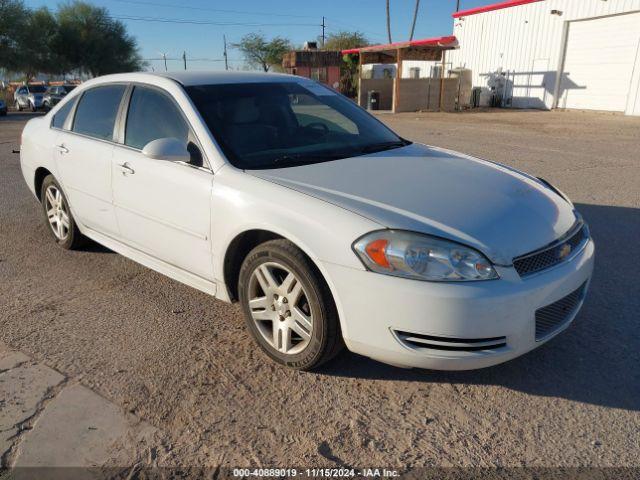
top-left (14, 84), bottom-right (47, 111)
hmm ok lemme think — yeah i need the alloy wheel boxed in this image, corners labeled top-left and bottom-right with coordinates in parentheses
top-left (247, 261), bottom-right (314, 355)
top-left (44, 185), bottom-right (70, 240)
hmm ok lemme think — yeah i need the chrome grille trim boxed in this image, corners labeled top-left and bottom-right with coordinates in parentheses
top-left (513, 222), bottom-right (589, 277)
top-left (394, 330), bottom-right (507, 352)
top-left (535, 282), bottom-right (587, 341)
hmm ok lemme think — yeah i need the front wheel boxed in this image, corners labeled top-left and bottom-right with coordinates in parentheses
top-left (15, 101), bottom-right (22, 112)
top-left (238, 239), bottom-right (344, 370)
top-left (40, 175), bottom-right (85, 249)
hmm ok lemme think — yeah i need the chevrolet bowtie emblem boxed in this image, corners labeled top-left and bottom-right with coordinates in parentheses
top-left (558, 243), bottom-right (572, 260)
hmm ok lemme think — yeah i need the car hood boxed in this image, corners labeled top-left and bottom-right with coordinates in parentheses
top-left (247, 143), bottom-right (577, 265)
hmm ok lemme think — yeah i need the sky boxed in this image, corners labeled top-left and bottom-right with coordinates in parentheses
top-left (23, 0), bottom-right (496, 72)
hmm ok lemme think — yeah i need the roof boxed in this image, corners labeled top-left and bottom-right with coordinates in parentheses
top-left (452, 0), bottom-right (543, 18)
top-left (341, 35), bottom-right (458, 55)
top-left (152, 70), bottom-right (298, 86)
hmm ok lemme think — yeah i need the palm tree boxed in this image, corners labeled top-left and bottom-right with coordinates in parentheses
top-left (409, 0), bottom-right (420, 41)
top-left (385, 0), bottom-right (392, 43)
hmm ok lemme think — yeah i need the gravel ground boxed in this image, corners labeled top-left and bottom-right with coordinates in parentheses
top-left (1, 109), bottom-right (639, 469)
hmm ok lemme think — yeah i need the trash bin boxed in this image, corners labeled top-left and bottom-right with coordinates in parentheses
top-left (367, 90), bottom-right (379, 110)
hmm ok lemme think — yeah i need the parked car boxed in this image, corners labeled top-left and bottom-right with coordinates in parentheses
top-left (43, 85), bottom-right (76, 110)
top-left (19, 72), bottom-right (595, 371)
top-left (14, 84), bottom-right (48, 111)
top-left (0, 99), bottom-right (6, 116)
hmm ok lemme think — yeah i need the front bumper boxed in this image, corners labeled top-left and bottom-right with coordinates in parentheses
top-left (323, 239), bottom-right (595, 370)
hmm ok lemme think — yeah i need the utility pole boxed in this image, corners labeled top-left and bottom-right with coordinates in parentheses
top-left (321, 16), bottom-right (326, 47)
top-left (223, 35), bottom-right (229, 70)
top-left (162, 53), bottom-right (167, 71)
top-left (182, 51), bottom-right (187, 70)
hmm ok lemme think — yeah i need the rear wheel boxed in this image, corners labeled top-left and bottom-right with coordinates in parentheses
top-left (40, 175), bottom-right (84, 250)
top-left (238, 239), bottom-right (343, 370)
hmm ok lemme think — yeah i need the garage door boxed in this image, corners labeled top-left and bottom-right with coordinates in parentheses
top-left (559, 12), bottom-right (640, 113)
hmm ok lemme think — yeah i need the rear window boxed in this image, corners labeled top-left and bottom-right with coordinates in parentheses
top-left (29, 85), bottom-right (47, 93)
top-left (72, 85), bottom-right (126, 141)
top-left (52, 98), bottom-right (76, 130)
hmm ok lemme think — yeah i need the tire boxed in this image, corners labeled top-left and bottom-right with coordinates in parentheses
top-left (40, 175), bottom-right (85, 250)
top-left (30, 102), bottom-right (36, 112)
top-left (238, 239), bottom-right (344, 370)
top-left (15, 101), bottom-right (22, 112)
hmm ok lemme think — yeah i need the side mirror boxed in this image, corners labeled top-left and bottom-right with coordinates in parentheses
top-left (142, 138), bottom-right (191, 163)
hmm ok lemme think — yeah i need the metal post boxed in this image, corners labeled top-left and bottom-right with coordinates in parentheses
top-left (321, 16), bottom-right (326, 47)
top-left (393, 48), bottom-right (403, 113)
top-left (182, 51), bottom-right (187, 70)
top-left (223, 35), bottom-right (229, 71)
top-left (163, 53), bottom-right (167, 71)
top-left (439, 50), bottom-right (446, 111)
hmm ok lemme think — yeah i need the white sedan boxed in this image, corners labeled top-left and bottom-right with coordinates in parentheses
top-left (19, 71), bottom-right (595, 370)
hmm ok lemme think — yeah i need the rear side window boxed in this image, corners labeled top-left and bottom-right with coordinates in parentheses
top-left (73, 85), bottom-right (126, 141)
top-left (124, 86), bottom-right (189, 150)
top-left (52, 98), bottom-right (76, 130)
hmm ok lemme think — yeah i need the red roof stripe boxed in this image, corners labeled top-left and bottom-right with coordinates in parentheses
top-left (341, 35), bottom-right (457, 55)
top-left (452, 0), bottom-right (543, 18)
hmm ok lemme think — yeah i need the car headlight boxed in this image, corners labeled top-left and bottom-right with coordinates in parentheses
top-left (353, 230), bottom-right (499, 282)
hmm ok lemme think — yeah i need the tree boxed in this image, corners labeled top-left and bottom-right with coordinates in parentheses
top-left (19, 8), bottom-right (59, 82)
top-left (53, 1), bottom-right (145, 77)
top-left (385, 0), bottom-right (392, 43)
top-left (234, 33), bottom-right (291, 72)
top-left (0, 0), bottom-right (29, 72)
top-left (323, 31), bottom-right (369, 51)
top-left (409, 0), bottom-right (420, 41)
top-left (322, 31), bottom-right (370, 100)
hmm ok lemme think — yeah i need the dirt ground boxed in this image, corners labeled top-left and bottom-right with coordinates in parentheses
top-left (1, 109), bottom-right (639, 469)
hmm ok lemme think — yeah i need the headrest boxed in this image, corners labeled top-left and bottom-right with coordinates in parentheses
top-left (227, 97), bottom-right (260, 124)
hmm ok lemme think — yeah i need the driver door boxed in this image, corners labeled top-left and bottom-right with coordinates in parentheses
top-left (112, 85), bottom-right (214, 281)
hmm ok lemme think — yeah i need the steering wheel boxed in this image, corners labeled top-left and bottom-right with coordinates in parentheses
top-left (305, 122), bottom-right (329, 134)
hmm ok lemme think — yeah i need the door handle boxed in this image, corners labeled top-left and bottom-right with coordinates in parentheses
top-left (117, 162), bottom-right (135, 175)
top-left (56, 144), bottom-right (69, 154)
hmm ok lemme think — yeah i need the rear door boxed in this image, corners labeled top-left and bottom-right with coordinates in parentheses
top-left (54, 84), bottom-right (126, 236)
top-left (111, 84), bottom-right (214, 280)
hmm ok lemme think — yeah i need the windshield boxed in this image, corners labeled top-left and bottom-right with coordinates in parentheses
top-left (29, 85), bottom-right (47, 93)
top-left (186, 81), bottom-right (409, 169)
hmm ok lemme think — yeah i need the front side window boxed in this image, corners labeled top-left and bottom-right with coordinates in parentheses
top-left (186, 81), bottom-right (407, 170)
top-left (124, 86), bottom-right (189, 150)
top-left (52, 97), bottom-right (76, 130)
top-left (72, 85), bottom-right (125, 141)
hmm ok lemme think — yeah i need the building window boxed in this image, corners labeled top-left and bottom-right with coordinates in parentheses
top-left (409, 67), bottom-right (421, 79)
top-left (311, 67), bottom-right (328, 83)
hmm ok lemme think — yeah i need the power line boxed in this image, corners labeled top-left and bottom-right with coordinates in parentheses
top-left (109, 14), bottom-right (318, 27)
top-left (110, 0), bottom-right (318, 19)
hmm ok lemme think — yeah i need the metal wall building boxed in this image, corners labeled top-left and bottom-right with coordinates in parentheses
top-left (448, 0), bottom-right (640, 115)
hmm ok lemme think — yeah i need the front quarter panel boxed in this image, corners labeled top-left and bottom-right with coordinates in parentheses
top-left (211, 166), bottom-right (383, 336)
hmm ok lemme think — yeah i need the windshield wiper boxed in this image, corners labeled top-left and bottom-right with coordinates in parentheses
top-left (360, 139), bottom-right (411, 154)
top-left (272, 152), bottom-right (344, 165)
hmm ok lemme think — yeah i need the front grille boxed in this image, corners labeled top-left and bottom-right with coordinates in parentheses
top-left (394, 330), bottom-right (507, 352)
top-left (535, 282), bottom-right (587, 340)
top-left (513, 223), bottom-right (588, 277)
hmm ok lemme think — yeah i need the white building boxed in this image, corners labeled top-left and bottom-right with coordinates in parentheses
top-left (448, 0), bottom-right (640, 115)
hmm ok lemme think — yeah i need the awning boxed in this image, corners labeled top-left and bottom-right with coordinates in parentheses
top-left (341, 35), bottom-right (458, 55)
